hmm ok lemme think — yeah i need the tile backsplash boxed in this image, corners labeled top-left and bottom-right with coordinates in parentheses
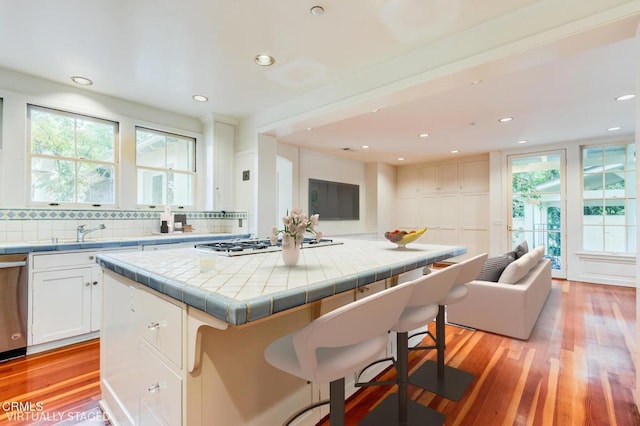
top-left (0, 208), bottom-right (248, 243)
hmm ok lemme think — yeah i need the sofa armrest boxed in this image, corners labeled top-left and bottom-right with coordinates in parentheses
top-left (446, 259), bottom-right (551, 340)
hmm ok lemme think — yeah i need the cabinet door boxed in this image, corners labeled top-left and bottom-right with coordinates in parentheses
top-left (31, 268), bottom-right (92, 345)
top-left (460, 160), bottom-right (489, 193)
top-left (422, 166), bottom-right (439, 194)
top-left (438, 164), bottom-right (459, 193)
top-left (91, 266), bottom-right (103, 332)
top-left (214, 122), bottom-right (235, 211)
top-left (397, 168), bottom-right (421, 197)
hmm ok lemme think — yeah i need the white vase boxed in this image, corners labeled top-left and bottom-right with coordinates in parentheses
top-left (281, 241), bottom-right (301, 266)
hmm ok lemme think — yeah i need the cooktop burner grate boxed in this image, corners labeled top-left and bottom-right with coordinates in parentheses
top-left (195, 238), bottom-right (341, 256)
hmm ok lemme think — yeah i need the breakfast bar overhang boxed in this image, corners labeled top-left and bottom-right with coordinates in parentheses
top-left (96, 239), bottom-right (466, 425)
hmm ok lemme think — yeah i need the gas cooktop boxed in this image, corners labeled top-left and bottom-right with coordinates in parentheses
top-left (195, 238), bottom-right (342, 256)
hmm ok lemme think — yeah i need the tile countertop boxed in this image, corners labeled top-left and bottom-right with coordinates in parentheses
top-left (96, 239), bottom-right (466, 326)
top-left (0, 233), bottom-right (251, 254)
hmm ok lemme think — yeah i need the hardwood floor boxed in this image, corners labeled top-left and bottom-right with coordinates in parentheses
top-left (0, 279), bottom-right (637, 426)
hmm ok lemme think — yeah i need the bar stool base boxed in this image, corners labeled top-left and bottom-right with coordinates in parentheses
top-left (410, 360), bottom-right (474, 401)
top-left (359, 394), bottom-right (444, 426)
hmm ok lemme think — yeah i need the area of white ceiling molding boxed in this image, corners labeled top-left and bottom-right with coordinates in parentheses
top-left (249, 3), bottom-right (640, 143)
top-left (265, 57), bottom-right (328, 88)
top-left (377, 0), bottom-right (463, 42)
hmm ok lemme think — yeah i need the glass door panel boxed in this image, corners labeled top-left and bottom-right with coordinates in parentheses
top-left (508, 151), bottom-right (566, 278)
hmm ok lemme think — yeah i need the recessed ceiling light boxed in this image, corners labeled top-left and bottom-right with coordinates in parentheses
top-left (361, 145), bottom-right (370, 149)
top-left (397, 157), bottom-right (405, 161)
top-left (254, 54), bottom-right (275, 66)
top-left (71, 76), bottom-right (93, 86)
top-left (310, 5), bottom-right (324, 15)
top-left (419, 133), bottom-right (429, 138)
top-left (192, 95), bottom-right (208, 102)
top-left (450, 150), bottom-right (459, 154)
top-left (517, 140), bottom-right (528, 144)
top-left (607, 126), bottom-right (622, 131)
top-left (615, 94), bottom-right (635, 101)
top-left (371, 108), bottom-right (380, 113)
top-left (306, 127), bottom-right (313, 131)
top-left (498, 117), bottom-right (513, 123)
top-left (471, 80), bottom-right (482, 85)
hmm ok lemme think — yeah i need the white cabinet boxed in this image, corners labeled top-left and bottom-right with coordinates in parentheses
top-left (29, 248), bottom-right (135, 350)
top-left (396, 157), bottom-right (489, 253)
top-left (30, 251), bottom-right (103, 346)
top-left (101, 273), bottom-right (185, 426)
top-left (214, 121), bottom-right (235, 211)
top-left (422, 164), bottom-right (458, 194)
top-left (397, 168), bottom-right (422, 197)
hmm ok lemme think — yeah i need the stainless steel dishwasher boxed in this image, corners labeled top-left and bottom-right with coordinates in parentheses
top-left (0, 253), bottom-right (28, 362)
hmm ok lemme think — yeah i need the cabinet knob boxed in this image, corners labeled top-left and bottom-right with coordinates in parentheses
top-left (357, 286), bottom-right (370, 294)
top-left (148, 383), bottom-right (160, 393)
top-left (85, 282), bottom-right (91, 287)
top-left (148, 322), bottom-right (160, 331)
top-left (92, 281), bottom-right (98, 286)
top-left (89, 256), bottom-right (95, 260)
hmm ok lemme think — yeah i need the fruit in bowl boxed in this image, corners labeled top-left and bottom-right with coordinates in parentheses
top-left (384, 227), bottom-right (427, 247)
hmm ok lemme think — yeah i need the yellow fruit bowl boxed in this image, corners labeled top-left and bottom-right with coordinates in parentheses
top-left (384, 227), bottom-right (427, 248)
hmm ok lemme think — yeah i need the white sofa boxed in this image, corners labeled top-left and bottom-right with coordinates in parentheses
top-left (446, 246), bottom-right (552, 340)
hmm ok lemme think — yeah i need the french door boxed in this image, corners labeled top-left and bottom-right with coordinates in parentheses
top-left (508, 150), bottom-right (566, 278)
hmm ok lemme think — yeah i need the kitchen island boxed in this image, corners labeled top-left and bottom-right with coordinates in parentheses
top-left (97, 239), bottom-right (466, 425)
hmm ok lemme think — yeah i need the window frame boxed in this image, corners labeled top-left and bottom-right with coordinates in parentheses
top-left (135, 126), bottom-right (197, 208)
top-left (27, 104), bottom-right (119, 208)
top-left (581, 141), bottom-right (636, 254)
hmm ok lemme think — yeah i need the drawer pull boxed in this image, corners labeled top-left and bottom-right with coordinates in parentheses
top-left (148, 322), bottom-right (161, 331)
top-left (148, 383), bottom-right (160, 393)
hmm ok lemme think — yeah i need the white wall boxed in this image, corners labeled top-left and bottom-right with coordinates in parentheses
top-left (298, 149), bottom-right (367, 236)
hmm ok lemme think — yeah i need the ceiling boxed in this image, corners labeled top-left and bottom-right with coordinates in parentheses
top-left (0, 1), bottom-right (638, 165)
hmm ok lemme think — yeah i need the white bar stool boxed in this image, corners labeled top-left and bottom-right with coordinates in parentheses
top-left (359, 263), bottom-right (461, 426)
top-left (409, 253), bottom-right (488, 401)
top-left (264, 280), bottom-right (415, 426)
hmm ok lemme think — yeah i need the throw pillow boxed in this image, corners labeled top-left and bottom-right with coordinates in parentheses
top-left (498, 252), bottom-right (535, 284)
top-left (476, 252), bottom-right (516, 282)
top-left (514, 241), bottom-right (529, 259)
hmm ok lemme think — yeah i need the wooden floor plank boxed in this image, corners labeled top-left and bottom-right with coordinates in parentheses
top-left (0, 279), bottom-right (638, 426)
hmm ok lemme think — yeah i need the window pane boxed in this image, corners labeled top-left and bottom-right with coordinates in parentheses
top-left (167, 172), bottom-right (192, 206)
top-left (583, 200), bottom-right (603, 225)
top-left (626, 144), bottom-right (636, 170)
top-left (166, 136), bottom-right (194, 172)
top-left (31, 157), bottom-right (75, 202)
top-left (604, 226), bottom-right (626, 252)
top-left (583, 225), bottom-right (603, 251)
top-left (76, 118), bottom-right (115, 162)
top-left (583, 147), bottom-right (603, 171)
top-left (604, 199), bottom-right (625, 225)
top-left (604, 144), bottom-right (627, 167)
top-left (137, 169), bottom-right (165, 205)
top-left (30, 108), bottom-right (75, 157)
top-left (627, 200), bottom-right (636, 226)
top-left (583, 173), bottom-right (603, 198)
top-left (136, 130), bottom-right (166, 168)
top-left (627, 226), bottom-right (637, 252)
top-left (77, 162), bottom-right (115, 203)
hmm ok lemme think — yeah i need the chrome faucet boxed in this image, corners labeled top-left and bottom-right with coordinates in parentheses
top-left (77, 223), bottom-right (106, 242)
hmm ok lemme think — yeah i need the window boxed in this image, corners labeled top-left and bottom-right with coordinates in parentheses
top-left (28, 105), bottom-right (117, 205)
top-left (582, 143), bottom-right (636, 253)
top-left (136, 127), bottom-right (195, 207)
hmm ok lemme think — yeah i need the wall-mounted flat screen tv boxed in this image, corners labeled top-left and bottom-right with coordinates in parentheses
top-left (309, 178), bottom-right (360, 220)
